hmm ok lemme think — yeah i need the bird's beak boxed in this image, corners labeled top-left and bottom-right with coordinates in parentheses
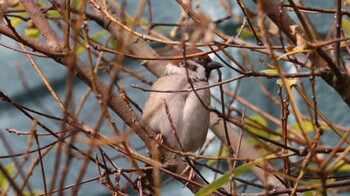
top-left (206, 61), bottom-right (223, 71)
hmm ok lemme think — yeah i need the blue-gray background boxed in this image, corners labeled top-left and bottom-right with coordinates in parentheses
top-left (0, 0), bottom-right (349, 195)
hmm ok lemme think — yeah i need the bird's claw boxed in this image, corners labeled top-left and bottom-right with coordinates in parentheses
top-left (155, 133), bottom-right (164, 147)
top-left (180, 160), bottom-right (196, 187)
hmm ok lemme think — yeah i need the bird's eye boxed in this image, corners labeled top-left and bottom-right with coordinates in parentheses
top-left (179, 61), bottom-right (186, 67)
top-left (194, 57), bottom-right (204, 63)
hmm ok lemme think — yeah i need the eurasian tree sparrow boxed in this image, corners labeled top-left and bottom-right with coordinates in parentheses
top-left (142, 48), bottom-right (223, 152)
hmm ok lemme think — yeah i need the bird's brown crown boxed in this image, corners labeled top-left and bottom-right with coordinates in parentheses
top-left (168, 48), bottom-right (212, 70)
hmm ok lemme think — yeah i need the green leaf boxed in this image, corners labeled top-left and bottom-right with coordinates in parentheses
top-left (74, 43), bottom-right (85, 54)
top-left (234, 161), bottom-right (255, 177)
top-left (75, 30), bottom-right (107, 54)
top-left (195, 162), bottom-right (254, 196)
top-left (245, 137), bottom-right (259, 145)
top-left (71, 0), bottom-right (82, 8)
top-left (277, 48), bottom-right (312, 60)
top-left (9, 17), bottom-right (21, 26)
top-left (109, 37), bottom-right (118, 48)
top-left (245, 114), bottom-right (268, 138)
top-left (303, 190), bottom-right (321, 196)
top-left (195, 171), bottom-right (232, 196)
top-left (24, 28), bottom-right (40, 39)
top-left (261, 69), bottom-right (298, 87)
top-left (290, 120), bottom-right (315, 133)
top-left (47, 10), bottom-right (60, 17)
top-left (276, 77), bottom-right (298, 88)
top-left (330, 159), bottom-right (350, 172)
top-left (342, 18), bottom-right (350, 36)
top-left (23, 190), bottom-right (42, 196)
top-left (236, 27), bottom-right (254, 39)
top-left (9, 8), bottom-right (26, 26)
top-left (274, 120), bottom-right (313, 141)
top-left (0, 162), bottom-right (15, 189)
top-left (260, 69), bottom-right (278, 74)
top-left (338, 163), bottom-right (350, 172)
top-left (196, 154), bottom-right (278, 196)
top-left (91, 30), bottom-right (107, 41)
top-left (273, 120), bottom-right (331, 141)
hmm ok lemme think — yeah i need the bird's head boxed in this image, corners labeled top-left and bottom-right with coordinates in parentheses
top-left (164, 48), bottom-right (223, 81)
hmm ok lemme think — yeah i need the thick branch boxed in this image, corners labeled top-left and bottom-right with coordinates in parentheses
top-left (20, 0), bottom-right (63, 50)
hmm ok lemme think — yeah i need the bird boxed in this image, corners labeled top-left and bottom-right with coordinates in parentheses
top-left (142, 48), bottom-right (223, 153)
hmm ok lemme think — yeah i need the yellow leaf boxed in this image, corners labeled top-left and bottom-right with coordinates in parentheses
top-left (24, 28), bottom-right (40, 39)
top-left (9, 6), bottom-right (26, 26)
top-left (47, 10), bottom-right (60, 17)
top-left (277, 47), bottom-right (312, 60)
top-left (277, 77), bottom-right (298, 88)
top-left (261, 69), bottom-right (298, 87)
top-left (74, 43), bottom-right (85, 54)
top-left (236, 27), bottom-right (254, 39)
top-left (91, 30), bottom-right (107, 41)
top-left (342, 18), bottom-right (350, 36)
top-left (71, 0), bottom-right (82, 8)
top-left (260, 69), bottom-right (279, 74)
top-left (245, 114), bottom-right (268, 137)
top-left (0, 162), bottom-right (15, 189)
